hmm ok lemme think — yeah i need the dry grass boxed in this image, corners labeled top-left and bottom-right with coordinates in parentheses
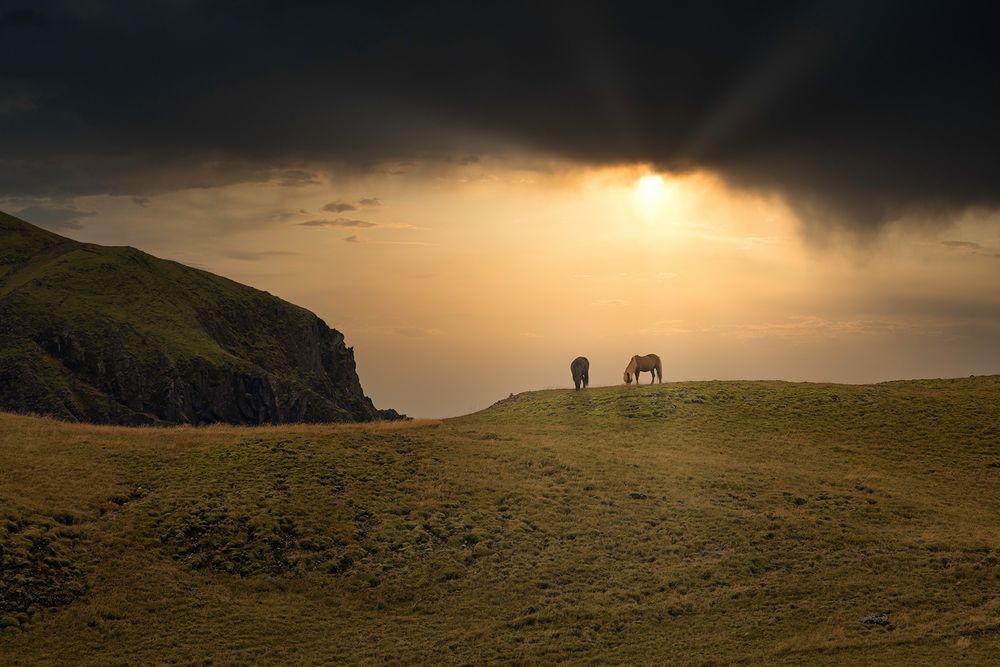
top-left (2, 377), bottom-right (999, 664)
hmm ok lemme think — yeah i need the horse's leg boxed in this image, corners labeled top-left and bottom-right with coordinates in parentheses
top-left (649, 370), bottom-right (654, 385)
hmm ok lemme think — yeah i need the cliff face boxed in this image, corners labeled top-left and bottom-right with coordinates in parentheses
top-left (0, 212), bottom-right (402, 425)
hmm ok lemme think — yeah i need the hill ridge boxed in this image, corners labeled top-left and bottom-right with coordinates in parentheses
top-left (0, 211), bottom-right (401, 425)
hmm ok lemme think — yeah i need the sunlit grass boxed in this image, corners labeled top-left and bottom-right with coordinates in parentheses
top-left (2, 377), bottom-right (999, 664)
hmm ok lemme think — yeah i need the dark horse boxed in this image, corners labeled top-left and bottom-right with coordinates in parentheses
top-left (570, 356), bottom-right (590, 390)
top-left (624, 353), bottom-right (662, 384)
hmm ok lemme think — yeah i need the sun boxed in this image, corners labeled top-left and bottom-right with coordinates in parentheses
top-left (637, 173), bottom-right (665, 199)
top-left (633, 173), bottom-right (668, 215)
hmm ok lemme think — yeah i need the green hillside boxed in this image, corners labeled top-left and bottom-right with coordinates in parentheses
top-left (0, 212), bottom-right (397, 424)
top-left (2, 377), bottom-right (998, 664)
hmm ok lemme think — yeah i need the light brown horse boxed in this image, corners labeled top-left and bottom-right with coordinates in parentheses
top-left (624, 353), bottom-right (662, 384)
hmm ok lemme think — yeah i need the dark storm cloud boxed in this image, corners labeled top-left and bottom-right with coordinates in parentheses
top-left (2, 1), bottom-right (999, 232)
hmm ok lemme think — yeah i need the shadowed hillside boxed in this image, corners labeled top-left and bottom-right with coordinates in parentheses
top-left (0, 212), bottom-right (400, 424)
top-left (1, 377), bottom-right (998, 664)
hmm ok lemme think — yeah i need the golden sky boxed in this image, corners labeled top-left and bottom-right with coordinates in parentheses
top-left (30, 159), bottom-right (1000, 417)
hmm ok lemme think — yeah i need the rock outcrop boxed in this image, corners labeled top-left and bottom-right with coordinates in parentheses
top-left (0, 212), bottom-right (403, 424)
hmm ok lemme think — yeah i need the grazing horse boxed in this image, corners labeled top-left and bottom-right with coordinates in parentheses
top-left (570, 356), bottom-right (590, 390)
top-left (624, 354), bottom-right (662, 385)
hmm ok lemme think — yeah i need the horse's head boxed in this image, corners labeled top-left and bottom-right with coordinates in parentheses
top-left (623, 371), bottom-right (632, 384)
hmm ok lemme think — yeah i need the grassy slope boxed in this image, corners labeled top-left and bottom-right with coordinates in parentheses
top-left (1, 211), bottom-right (317, 368)
top-left (2, 377), bottom-right (999, 664)
top-left (0, 212), bottom-right (375, 423)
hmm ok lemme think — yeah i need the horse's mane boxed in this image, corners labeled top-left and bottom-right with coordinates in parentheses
top-left (625, 355), bottom-right (638, 374)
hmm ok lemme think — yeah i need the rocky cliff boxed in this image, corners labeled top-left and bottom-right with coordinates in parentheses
top-left (0, 212), bottom-right (403, 425)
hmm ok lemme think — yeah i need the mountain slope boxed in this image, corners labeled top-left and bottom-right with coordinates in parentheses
top-left (0, 378), bottom-right (998, 664)
top-left (0, 212), bottom-right (400, 424)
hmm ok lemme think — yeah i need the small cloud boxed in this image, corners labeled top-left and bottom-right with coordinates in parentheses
top-left (376, 222), bottom-right (425, 230)
top-left (371, 162), bottom-right (411, 176)
top-left (16, 204), bottom-right (96, 231)
top-left (941, 239), bottom-right (1000, 259)
top-left (269, 208), bottom-right (310, 221)
top-left (343, 234), bottom-right (361, 243)
top-left (458, 155), bottom-right (481, 165)
top-left (357, 197), bottom-right (382, 207)
top-left (223, 250), bottom-right (300, 261)
top-left (942, 240), bottom-right (982, 249)
top-left (297, 218), bottom-right (375, 228)
top-left (274, 169), bottom-right (320, 187)
top-left (457, 173), bottom-right (498, 184)
top-left (323, 200), bottom-right (357, 213)
top-left (332, 218), bottom-right (374, 228)
top-left (132, 197), bottom-right (150, 208)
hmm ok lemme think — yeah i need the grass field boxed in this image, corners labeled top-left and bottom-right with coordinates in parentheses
top-left (2, 377), bottom-right (999, 664)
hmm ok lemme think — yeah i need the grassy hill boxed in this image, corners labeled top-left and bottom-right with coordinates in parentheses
top-left (2, 377), bottom-right (999, 664)
top-left (0, 212), bottom-right (397, 424)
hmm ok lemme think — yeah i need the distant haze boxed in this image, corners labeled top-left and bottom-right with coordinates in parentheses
top-left (9, 164), bottom-right (998, 417)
